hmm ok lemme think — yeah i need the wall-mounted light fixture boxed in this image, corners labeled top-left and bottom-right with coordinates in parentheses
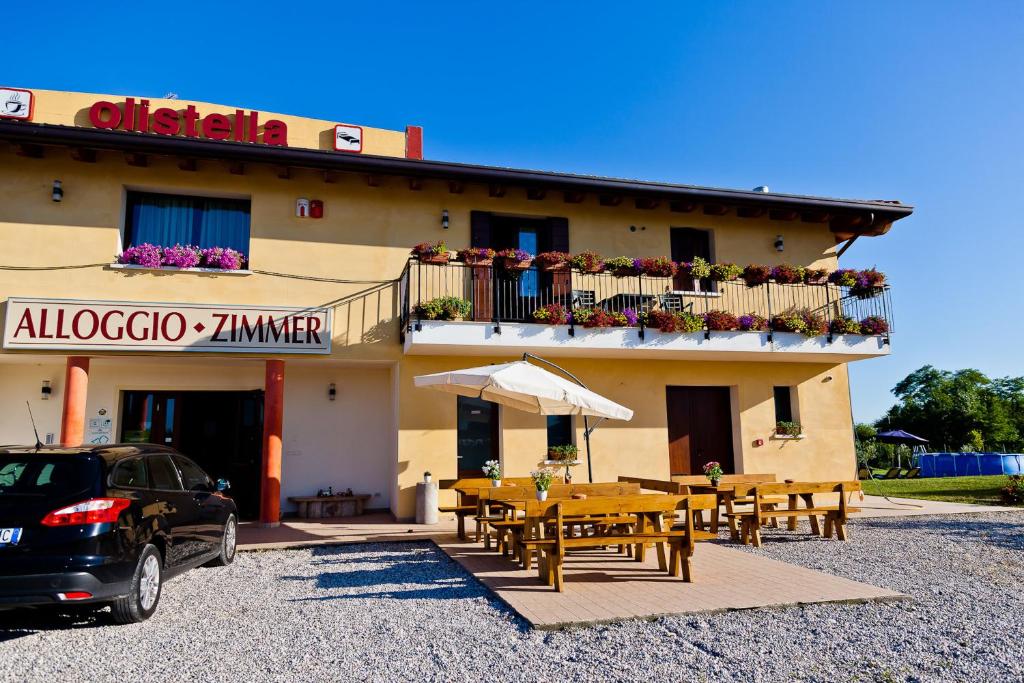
top-left (629, 225), bottom-right (646, 232)
top-left (441, 209), bottom-right (449, 230)
top-left (328, 383), bottom-right (337, 401)
top-left (41, 380), bottom-right (52, 400)
top-left (774, 234), bottom-right (784, 252)
top-left (52, 180), bottom-right (63, 203)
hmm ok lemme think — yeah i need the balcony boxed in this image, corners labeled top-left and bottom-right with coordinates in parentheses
top-left (399, 258), bottom-right (893, 363)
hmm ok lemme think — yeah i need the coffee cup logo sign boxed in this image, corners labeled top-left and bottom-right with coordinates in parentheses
top-left (3, 298), bottom-right (332, 354)
top-left (0, 87), bottom-right (33, 121)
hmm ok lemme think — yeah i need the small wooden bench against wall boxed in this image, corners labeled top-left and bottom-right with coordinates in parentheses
top-left (289, 495), bottom-right (371, 519)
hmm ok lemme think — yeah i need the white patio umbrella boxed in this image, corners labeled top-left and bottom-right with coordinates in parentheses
top-left (413, 354), bottom-right (633, 481)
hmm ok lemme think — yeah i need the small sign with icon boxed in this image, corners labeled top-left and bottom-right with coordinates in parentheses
top-left (0, 87), bottom-right (33, 121)
top-left (333, 124), bottom-right (363, 153)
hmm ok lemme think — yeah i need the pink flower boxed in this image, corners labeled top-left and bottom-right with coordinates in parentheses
top-left (118, 243), bottom-right (163, 268)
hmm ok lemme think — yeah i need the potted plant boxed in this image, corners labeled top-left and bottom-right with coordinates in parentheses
top-left (531, 467), bottom-right (556, 500)
top-left (636, 257), bottom-right (677, 278)
top-left (704, 310), bottom-right (739, 331)
top-left (803, 267), bottom-right (829, 285)
top-left (411, 240), bottom-right (450, 265)
top-left (800, 310), bottom-right (828, 337)
top-left (738, 313), bottom-right (769, 331)
top-left (534, 251), bottom-right (571, 272)
top-left (859, 316), bottom-right (889, 335)
top-left (851, 268), bottom-right (886, 298)
top-left (569, 250), bottom-right (604, 273)
top-left (775, 421), bottom-right (803, 437)
top-left (771, 264), bottom-right (805, 284)
top-left (571, 307), bottom-right (595, 326)
top-left (702, 461), bottom-right (724, 487)
top-left (642, 310), bottom-right (704, 333)
top-left (200, 247), bottom-right (246, 270)
top-left (118, 243), bottom-right (164, 269)
top-left (678, 257), bottom-right (711, 289)
top-left (710, 262), bottom-right (743, 282)
top-left (581, 309), bottom-right (617, 328)
top-left (161, 243), bottom-right (201, 269)
top-left (829, 316), bottom-right (862, 335)
top-left (770, 313), bottom-right (807, 335)
top-left (457, 247), bottom-right (495, 267)
top-left (495, 248), bottom-right (533, 271)
top-left (828, 268), bottom-right (858, 288)
top-left (604, 256), bottom-right (638, 278)
top-left (532, 303), bottom-right (569, 325)
top-left (482, 459), bottom-right (502, 487)
top-left (414, 296), bottom-right (472, 321)
top-left (742, 264), bottom-right (772, 287)
top-left (547, 444), bottom-right (579, 462)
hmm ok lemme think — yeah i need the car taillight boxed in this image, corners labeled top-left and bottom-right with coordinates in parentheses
top-left (58, 592), bottom-right (93, 600)
top-left (41, 498), bottom-right (131, 526)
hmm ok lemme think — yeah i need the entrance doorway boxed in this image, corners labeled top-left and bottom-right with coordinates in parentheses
top-left (665, 386), bottom-right (735, 476)
top-left (120, 390), bottom-right (264, 519)
top-left (456, 396), bottom-right (498, 477)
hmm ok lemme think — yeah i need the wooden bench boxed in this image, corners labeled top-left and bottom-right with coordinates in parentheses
top-left (518, 494), bottom-right (719, 591)
top-left (728, 481), bottom-right (862, 547)
top-left (438, 477), bottom-right (533, 539)
top-left (289, 494), bottom-right (371, 518)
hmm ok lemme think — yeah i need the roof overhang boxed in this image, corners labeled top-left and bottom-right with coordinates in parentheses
top-left (0, 121), bottom-right (912, 238)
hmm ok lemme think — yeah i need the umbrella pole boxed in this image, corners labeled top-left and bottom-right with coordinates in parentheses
top-left (583, 415), bottom-right (593, 483)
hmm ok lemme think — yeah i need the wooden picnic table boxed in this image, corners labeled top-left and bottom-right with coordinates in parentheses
top-left (687, 480), bottom-right (788, 539)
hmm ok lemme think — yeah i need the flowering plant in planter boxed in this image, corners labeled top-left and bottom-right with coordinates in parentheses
top-left (679, 256), bottom-right (711, 281)
top-left (851, 268), bottom-right (886, 296)
top-left (482, 460), bottom-right (502, 481)
top-left (580, 308), bottom-right (617, 328)
top-left (710, 262), bottom-right (743, 282)
top-left (570, 250), bottom-right (604, 273)
top-left (770, 313), bottom-right (807, 335)
top-left (742, 264), bottom-right (772, 287)
top-left (199, 247), bottom-right (245, 270)
top-left (621, 308), bottom-right (640, 326)
top-left (803, 267), bottom-right (829, 285)
top-left (635, 257), bottom-right (677, 278)
top-left (161, 244), bottom-right (201, 269)
top-left (117, 243), bottom-right (164, 269)
top-left (414, 296), bottom-right (472, 321)
top-left (775, 421), bottom-right (803, 437)
top-left (532, 303), bottom-right (569, 325)
top-left (534, 251), bottom-right (571, 271)
top-left (829, 316), bottom-right (862, 335)
top-left (704, 310), bottom-right (739, 331)
top-left (829, 268), bottom-right (858, 287)
top-left (738, 313), bottom-right (769, 331)
top-left (457, 247), bottom-right (495, 266)
top-left (411, 240), bottom-right (450, 263)
top-left (801, 310), bottom-right (828, 337)
top-left (771, 264), bottom-right (805, 284)
top-left (702, 461), bottom-right (724, 485)
top-left (495, 248), bottom-right (534, 271)
top-left (642, 310), bottom-right (703, 333)
top-left (531, 467), bottom-right (556, 492)
top-left (547, 444), bottom-right (579, 462)
top-left (859, 316), bottom-right (890, 335)
top-left (604, 256), bottom-right (639, 278)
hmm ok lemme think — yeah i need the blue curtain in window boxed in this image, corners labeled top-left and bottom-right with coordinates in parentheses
top-left (126, 192), bottom-right (250, 255)
top-left (518, 227), bottom-right (538, 297)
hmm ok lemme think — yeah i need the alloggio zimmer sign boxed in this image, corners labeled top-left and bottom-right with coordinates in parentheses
top-left (3, 298), bottom-right (332, 354)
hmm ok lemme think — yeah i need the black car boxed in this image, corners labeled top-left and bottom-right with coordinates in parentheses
top-left (0, 444), bottom-right (237, 623)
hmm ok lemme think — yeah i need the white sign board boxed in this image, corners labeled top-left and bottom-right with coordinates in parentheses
top-left (333, 124), bottom-right (363, 153)
top-left (3, 298), bottom-right (333, 354)
top-left (0, 88), bottom-right (33, 121)
top-left (86, 417), bottom-right (113, 445)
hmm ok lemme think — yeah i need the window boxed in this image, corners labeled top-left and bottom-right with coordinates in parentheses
top-left (670, 227), bottom-right (713, 291)
top-left (111, 457), bottom-right (149, 489)
top-left (0, 456), bottom-right (99, 497)
top-left (148, 454), bottom-right (183, 491)
top-left (173, 455), bottom-right (213, 492)
top-left (124, 191), bottom-right (250, 256)
top-left (773, 386), bottom-right (794, 424)
top-left (546, 415), bottom-right (573, 449)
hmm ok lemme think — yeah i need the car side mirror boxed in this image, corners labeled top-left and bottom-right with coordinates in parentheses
top-left (216, 478), bottom-right (231, 492)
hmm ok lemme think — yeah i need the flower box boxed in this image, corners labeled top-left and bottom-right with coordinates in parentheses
top-left (420, 253), bottom-right (451, 265)
top-left (457, 248), bottom-right (495, 267)
top-left (534, 251), bottom-right (570, 272)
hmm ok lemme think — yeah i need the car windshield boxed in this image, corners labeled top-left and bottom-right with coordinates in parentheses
top-left (0, 455), bottom-right (100, 499)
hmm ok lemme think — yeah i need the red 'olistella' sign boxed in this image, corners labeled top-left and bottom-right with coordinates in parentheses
top-left (2, 298), bottom-right (331, 354)
top-left (88, 98), bottom-right (288, 146)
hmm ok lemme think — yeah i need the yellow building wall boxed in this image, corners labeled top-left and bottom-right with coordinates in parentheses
top-left (395, 355), bottom-right (855, 519)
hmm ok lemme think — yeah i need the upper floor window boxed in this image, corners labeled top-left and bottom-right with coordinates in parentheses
top-left (124, 191), bottom-right (251, 257)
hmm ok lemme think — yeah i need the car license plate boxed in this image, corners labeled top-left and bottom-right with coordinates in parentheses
top-left (0, 528), bottom-right (23, 546)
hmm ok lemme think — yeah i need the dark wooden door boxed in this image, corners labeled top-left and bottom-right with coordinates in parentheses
top-left (670, 227), bottom-right (712, 291)
top-left (665, 386), bottom-right (734, 476)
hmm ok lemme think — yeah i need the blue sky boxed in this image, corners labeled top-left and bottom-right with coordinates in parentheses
top-left (6, 2), bottom-right (1023, 422)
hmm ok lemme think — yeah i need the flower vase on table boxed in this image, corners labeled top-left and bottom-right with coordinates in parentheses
top-left (703, 460), bottom-right (724, 488)
top-left (536, 489), bottom-right (548, 501)
top-left (482, 460), bottom-right (502, 488)
top-left (531, 467), bottom-right (555, 502)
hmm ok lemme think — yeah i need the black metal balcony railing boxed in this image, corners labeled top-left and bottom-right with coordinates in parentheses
top-left (399, 258), bottom-right (893, 345)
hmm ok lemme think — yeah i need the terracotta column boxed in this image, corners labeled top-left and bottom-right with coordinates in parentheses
top-left (260, 360), bottom-right (285, 526)
top-left (59, 356), bottom-right (90, 447)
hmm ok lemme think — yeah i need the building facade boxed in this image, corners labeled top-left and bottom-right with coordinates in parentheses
top-left (0, 87), bottom-right (911, 522)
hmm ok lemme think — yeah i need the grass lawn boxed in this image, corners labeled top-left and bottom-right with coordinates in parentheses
top-left (862, 474), bottom-right (1017, 506)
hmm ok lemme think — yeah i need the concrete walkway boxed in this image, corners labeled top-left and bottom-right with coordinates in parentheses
top-left (852, 494), bottom-right (1018, 518)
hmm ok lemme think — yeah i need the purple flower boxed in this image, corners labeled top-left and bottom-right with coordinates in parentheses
top-left (118, 243), bottom-right (163, 268)
top-left (161, 244), bottom-right (201, 268)
top-left (200, 247), bottom-right (246, 270)
top-left (622, 308), bottom-right (639, 326)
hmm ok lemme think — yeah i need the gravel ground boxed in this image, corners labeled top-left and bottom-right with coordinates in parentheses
top-left (0, 511), bottom-right (1021, 683)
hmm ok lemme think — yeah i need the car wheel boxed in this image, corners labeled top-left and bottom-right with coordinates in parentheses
top-left (205, 514), bottom-right (237, 567)
top-left (110, 544), bottom-right (162, 624)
